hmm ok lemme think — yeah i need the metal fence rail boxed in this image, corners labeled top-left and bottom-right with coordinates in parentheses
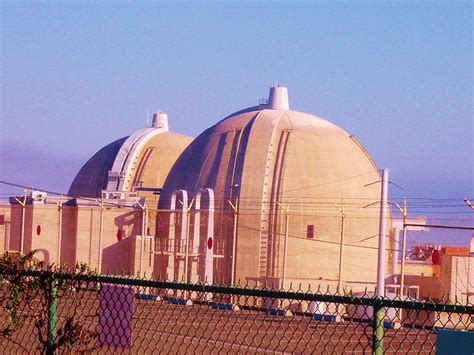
top-left (1, 270), bottom-right (472, 354)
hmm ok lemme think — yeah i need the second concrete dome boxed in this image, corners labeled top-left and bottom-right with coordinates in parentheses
top-left (69, 112), bottom-right (192, 200)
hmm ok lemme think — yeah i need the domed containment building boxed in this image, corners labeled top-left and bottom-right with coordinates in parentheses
top-left (69, 112), bottom-right (192, 202)
top-left (155, 85), bottom-right (385, 291)
top-left (5, 112), bottom-right (193, 274)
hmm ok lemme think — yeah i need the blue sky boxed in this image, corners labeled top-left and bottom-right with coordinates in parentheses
top-left (1, 1), bottom-right (472, 244)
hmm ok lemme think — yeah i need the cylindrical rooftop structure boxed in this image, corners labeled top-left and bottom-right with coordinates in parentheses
top-left (267, 83), bottom-right (289, 110)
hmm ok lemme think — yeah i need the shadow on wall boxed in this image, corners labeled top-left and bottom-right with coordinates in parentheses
top-left (35, 249), bottom-right (50, 264)
top-left (22, 207), bottom-right (34, 257)
top-left (102, 238), bottom-right (131, 275)
top-left (114, 210), bottom-right (141, 237)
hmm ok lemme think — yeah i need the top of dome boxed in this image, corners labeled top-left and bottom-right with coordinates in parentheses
top-left (68, 113), bottom-right (192, 198)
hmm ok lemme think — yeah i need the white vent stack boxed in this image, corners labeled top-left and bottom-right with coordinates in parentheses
top-left (152, 111), bottom-right (169, 132)
top-left (267, 83), bottom-right (289, 110)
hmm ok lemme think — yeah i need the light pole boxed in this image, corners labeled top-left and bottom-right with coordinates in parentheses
top-left (95, 198), bottom-right (105, 273)
top-left (374, 168), bottom-right (389, 355)
top-left (376, 169), bottom-right (389, 296)
top-left (464, 198), bottom-right (473, 304)
top-left (14, 195), bottom-right (27, 254)
top-left (394, 198), bottom-right (407, 297)
top-left (136, 200), bottom-right (148, 276)
top-left (334, 202), bottom-right (345, 295)
top-left (54, 197), bottom-right (64, 265)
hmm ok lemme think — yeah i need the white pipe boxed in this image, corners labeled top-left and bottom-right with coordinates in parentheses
top-left (391, 227), bottom-right (399, 275)
top-left (376, 169), bottom-right (389, 297)
top-left (203, 189), bottom-right (215, 285)
top-left (184, 209), bottom-right (191, 283)
top-left (282, 212), bottom-right (289, 290)
top-left (230, 198), bottom-right (239, 286)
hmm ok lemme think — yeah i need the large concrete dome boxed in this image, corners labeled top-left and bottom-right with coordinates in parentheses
top-left (69, 112), bottom-right (192, 199)
top-left (156, 86), bottom-right (385, 290)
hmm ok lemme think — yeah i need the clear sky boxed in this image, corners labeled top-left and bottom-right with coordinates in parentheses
top-left (1, 1), bottom-right (472, 245)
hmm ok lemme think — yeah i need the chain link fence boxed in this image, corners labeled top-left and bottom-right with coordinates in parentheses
top-left (1, 269), bottom-right (472, 354)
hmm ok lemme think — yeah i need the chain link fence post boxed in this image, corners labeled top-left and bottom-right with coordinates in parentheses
top-left (372, 298), bottom-right (385, 354)
top-left (47, 277), bottom-right (58, 355)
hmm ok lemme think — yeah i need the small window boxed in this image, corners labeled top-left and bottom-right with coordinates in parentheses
top-left (307, 225), bottom-right (314, 239)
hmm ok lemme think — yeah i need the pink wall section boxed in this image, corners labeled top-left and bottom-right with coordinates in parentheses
top-left (6, 201), bottom-right (144, 274)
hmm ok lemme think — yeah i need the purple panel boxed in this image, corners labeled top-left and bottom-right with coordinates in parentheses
top-left (98, 284), bottom-right (135, 349)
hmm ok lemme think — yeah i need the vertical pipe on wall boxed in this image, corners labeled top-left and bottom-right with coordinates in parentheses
top-left (282, 212), bottom-right (289, 290)
top-left (230, 198), bottom-right (239, 286)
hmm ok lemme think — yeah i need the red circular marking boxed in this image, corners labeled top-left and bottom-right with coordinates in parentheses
top-left (36, 225), bottom-right (41, 236)
top-left (207, 238), bottom-right (213, 250)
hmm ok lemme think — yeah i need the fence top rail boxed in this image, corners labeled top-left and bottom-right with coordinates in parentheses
top-left (6, 270), bottom-right (473, 314)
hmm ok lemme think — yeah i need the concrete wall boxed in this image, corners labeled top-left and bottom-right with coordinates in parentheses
top-left (0, 204), bottom-right (11, 254)
top-left (70, 204), bottom-right (141, 272)
top-left (129, 235), bottom-right (155, 277)
top-left (4, 199), bottom-right (148, 274)
top-left (398, 260), bottom-right (434, 277)
top-left (441, 254), bottom-right (473, 304)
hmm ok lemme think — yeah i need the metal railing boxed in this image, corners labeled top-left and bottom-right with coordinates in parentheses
top-left (1, 270), bottom-right (472, 354)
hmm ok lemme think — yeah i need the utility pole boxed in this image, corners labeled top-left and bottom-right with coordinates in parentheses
top-left (394, 198), bottom-right (407, 297)
top-left (95, 198), bottom-right (105, 273)
top-left (464, 198), bottom-right (474, 210)
top-left (136, 200), bottom-right (148, 276)
top-left (376, 169), bottom-right (389, 295)
top-left (54, 197), bottom-right (64, 265)
top-left (14, 194), bottom-right (27, 254)
top-left (374, 168), bottom-right (389, 355)
top-left (228, 198), bottom-right (239, 286)
top-left (334, 201), bottom-right (345, 294)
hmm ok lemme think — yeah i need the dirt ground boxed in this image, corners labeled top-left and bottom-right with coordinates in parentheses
top-left (1, 288), bottom-right (442, 354)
